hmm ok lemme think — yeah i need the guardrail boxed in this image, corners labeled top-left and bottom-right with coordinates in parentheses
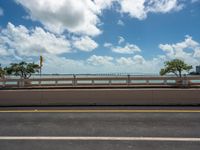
top-left (1, 76), bottom-right (200, 88)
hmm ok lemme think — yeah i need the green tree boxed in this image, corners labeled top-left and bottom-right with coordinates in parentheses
top-left (160, 59), bottom-right (192, 77)
top-left (5, 61), bottom-right (40, 79)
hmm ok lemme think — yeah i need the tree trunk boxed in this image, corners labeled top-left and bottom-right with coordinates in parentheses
top-left (178, 70), bottom-right (182, 78)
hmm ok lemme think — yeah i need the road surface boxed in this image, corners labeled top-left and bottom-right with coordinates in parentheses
top-left (0, 106), bottom-right (200, 150)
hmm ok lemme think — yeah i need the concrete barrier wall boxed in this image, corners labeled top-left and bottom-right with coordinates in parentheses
top-left (0, 88), bottom-right (200, 106)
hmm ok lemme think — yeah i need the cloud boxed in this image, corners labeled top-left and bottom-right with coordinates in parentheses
top-left (43, 54), bottom-right (150, 74)
top-left (159, 44), bottom-right (174, 56)
top-left (119, 0), bottom-right (147, 20)
top-left (66, 36), bottom-right (200, 74)
top-left (39, 54), bottom-right (165, 74)
top-left (116, 57), bottom-right (134, 66)
top-left (14, 0), bottom-right (185, 37)
top-left (159, 35), bottom-right (200, 65)
top-left (104, 43), bottom-right (113, 48)
top-left (117, 20), bottom-right (125, 26)
top-left (73, 36), bottom-right (98, 52)
top-left (194, 47), bottom-right (200, 58)
top-left (0, 22), bottom-right (71, 57)
top-left (118, 36), bottom-right (125, 44)
top-left (116, 55), bottom-right (145, 66)
top-left (0, 7), bottom-right (3, 16)
top-left (119, 0), bottom-right (184, 20)
top-left (133, 55), bottom-right (146, 64)
top-left (15, 0), bottom-right (102, 36)
top-left (104, 37), bottom-right (141, 54)
top-left (0, 46), bottom-right (9, 56)
top-left (94, 0), bottom-right (115, 10)
top-left (43, 55), bottom-right (86, 74)
top-left (111, 43), bottom-right (141, 54)
top-left (145, 0), bottom-right (184, 13)
top-left (87, 55), bottom-right (113, 66)
top-left (115, 55), bottom-right (163, 73)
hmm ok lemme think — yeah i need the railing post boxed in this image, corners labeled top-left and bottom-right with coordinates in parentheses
top-left (20, 79), bottom-right (24, 87)
top-left (127, 74), bottom-right (130, 85)
top-left (17, 80), bottom-right (19, 87)
top-left (92, 80), bottom-right (95, 85)
top-left (176, 77), bottom-right (183, 87)
top-left (146, 80), bottom-right (149, 85)
top-left (164, 79), bottom-right (167, 85)
top-left (109, 79), bottom-right (112, 85)
top-left (182, 75), bottom-right (189, 88)
top-left (2, 79), bottom-right (6, 87)
top-left (73, 74), bottom-right (77, 86)
top-left (39, 80), bottom-right (41, 86)
top-left (55, 80), bottom-right (58, 86)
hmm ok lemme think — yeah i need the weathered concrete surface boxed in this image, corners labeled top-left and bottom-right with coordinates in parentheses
top-left (0, 88), bottom-right (200, 106)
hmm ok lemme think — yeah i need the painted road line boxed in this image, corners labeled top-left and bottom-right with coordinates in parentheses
top-left (0, 109), bottom-right (200, 113)
top-left (0, 136), bottom-right (200, 142)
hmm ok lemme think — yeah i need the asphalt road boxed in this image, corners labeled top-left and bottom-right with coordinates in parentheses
top-left (0, 108), bottom-right (200, 150)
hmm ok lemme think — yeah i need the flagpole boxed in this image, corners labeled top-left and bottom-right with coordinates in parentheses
top-left (39, 55), bottom-right (43, 77)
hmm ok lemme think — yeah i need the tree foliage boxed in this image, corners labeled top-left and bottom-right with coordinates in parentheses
top-left (5, 61), bottom-right (40, 79)
top-left (160, 59), bottom-right (192, 77)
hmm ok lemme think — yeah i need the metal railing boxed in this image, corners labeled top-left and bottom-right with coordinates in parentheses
top-left (1, 75), bottom-right (200, 88)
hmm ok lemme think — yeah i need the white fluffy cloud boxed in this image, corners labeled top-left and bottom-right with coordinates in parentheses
top-left (133, 55), bottom-right (146, 64)
top-left (115, 55), bottom-right (163, 73)
top-left (194, 47), bottom-right (200, 58)
top-left (94, 0), bottom-right (115, 10)
top-left (116, 55), bottom-right (145, 65)
top-left (15, 0), bottom-right (102, 36)
top-left (111, 43), bottom-right (141, 54)
top-left (116, 57), bottom-right (134, 66)
top-left (97, 0), bottom-right (184, 20)
top-left (146, 0), bottom-right (184, 13)
top-left (119, 0), bottom-right (184, 20)
top-left (73, 36), bottom-right (98, 52)
top-left (0, 7), bottom-right (3, 16)
top-left (85, 54), bottom-right (159, 73)
top-left (159, 35), bottom-right (200, 65)
top-left (119, 0), bottom-right (146, 20)
top-left (1, 24), bottom-right (199, 74)
top-left (104, 37), bottom-right (141, 54)
top-left (104, 43), bottom-right (113, 47)
top-left (43, 54), bottom-right (153, 74)
top-left (39, 53), bottom-right (165, 74)
top-left (0, 22), bottom-right (71, 57)
top-left (14, 0), bottom-right (184, 37)
top-left (43, 55), bottom-right (86, 74)
top-left (87, 55), bottom-right (113, 66)
top-left (0, 46), bottom-right (9, 56)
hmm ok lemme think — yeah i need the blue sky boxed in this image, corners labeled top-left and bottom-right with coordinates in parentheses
top-left (0, 0), bottom-right (200, 74)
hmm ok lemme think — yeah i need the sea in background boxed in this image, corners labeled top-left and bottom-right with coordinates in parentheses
top-left (2, 73), bottom-right (200, 86)
top-left (5, 73), bottom-right (161, 79)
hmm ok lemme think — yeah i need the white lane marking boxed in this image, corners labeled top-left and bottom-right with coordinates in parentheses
top-left (0, 137), bottom-right (200, 141)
